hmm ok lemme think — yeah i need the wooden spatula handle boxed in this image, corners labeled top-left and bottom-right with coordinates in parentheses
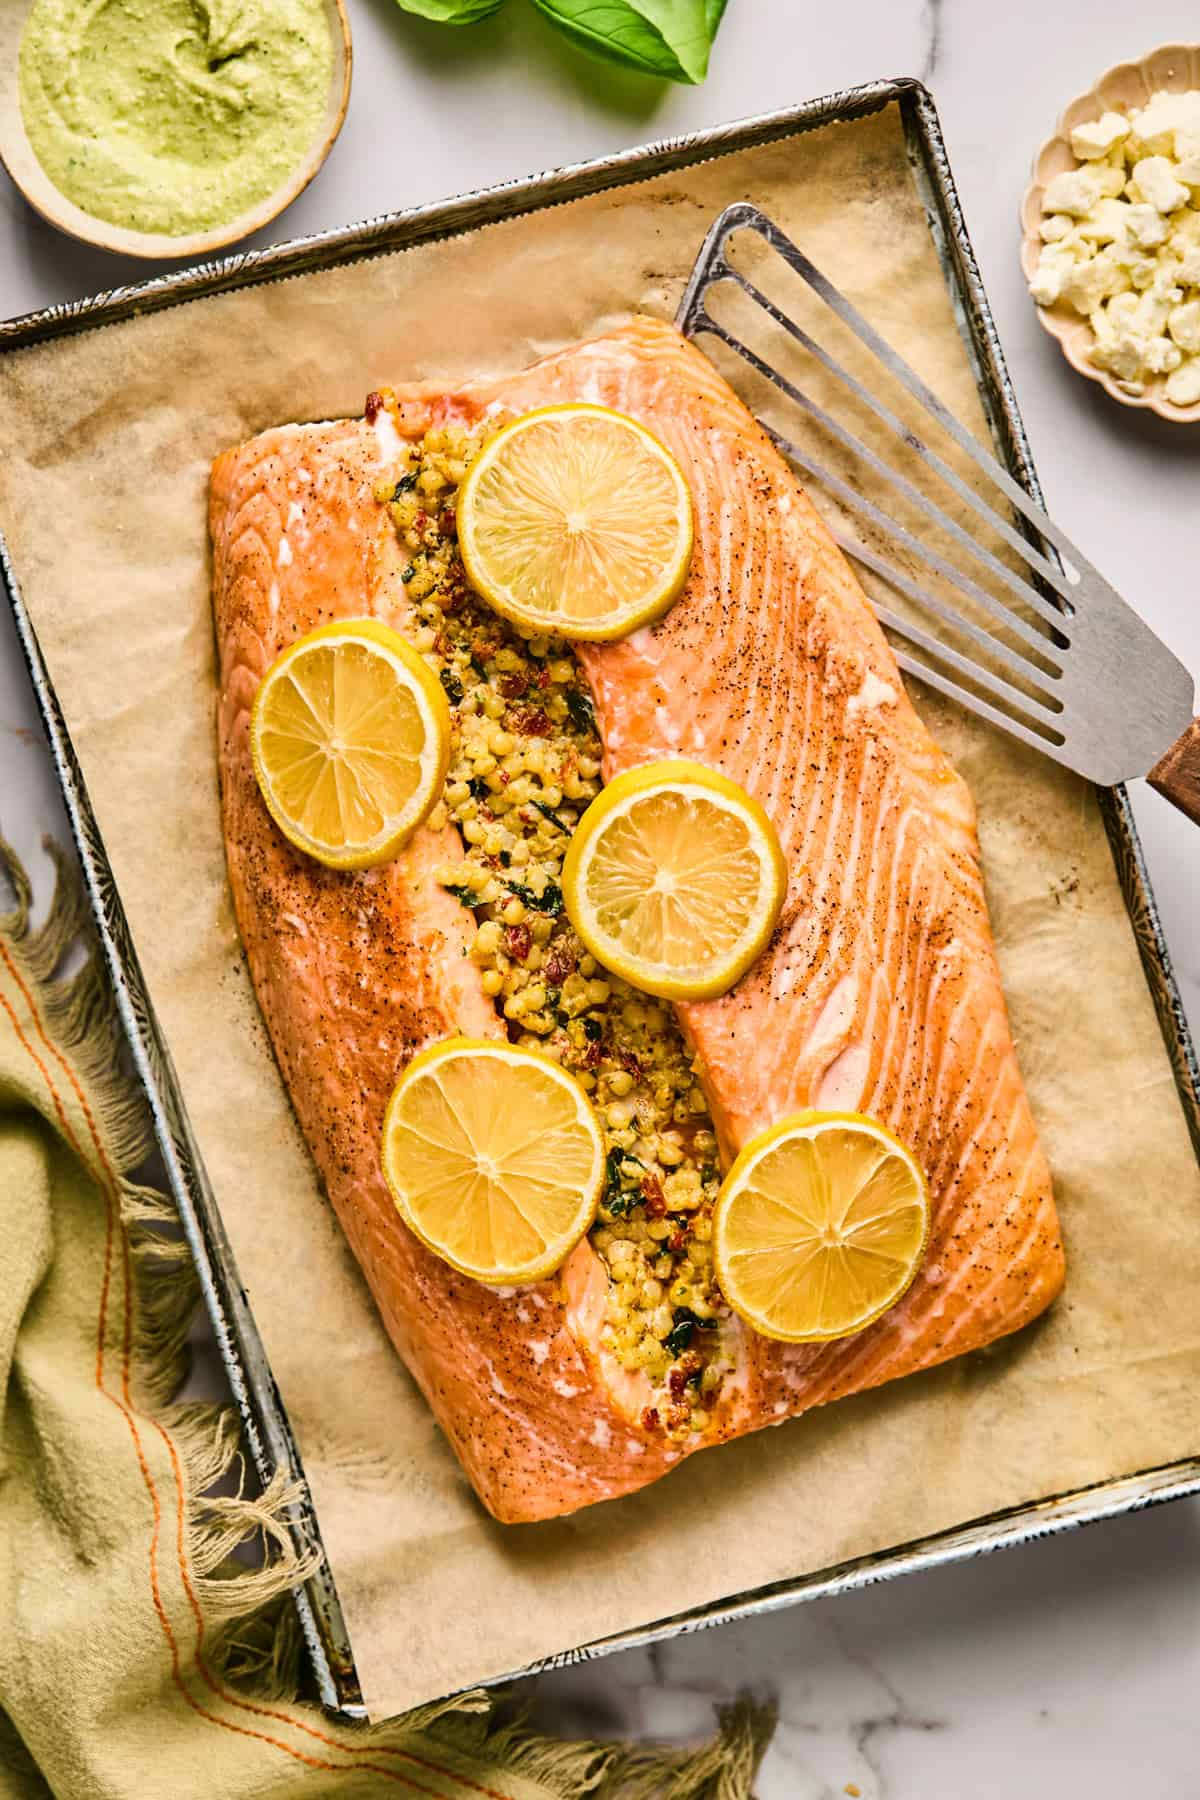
top-left (1148, 718), bottom-right (1200, 826)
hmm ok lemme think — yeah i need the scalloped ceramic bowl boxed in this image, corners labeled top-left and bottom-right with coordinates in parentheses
top-left (0, 0), bottom-right (352, 260)
top-left (1021, 43), bottom-right (1200, 423)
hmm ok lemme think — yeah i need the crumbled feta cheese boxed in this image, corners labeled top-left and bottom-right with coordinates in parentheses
top-left (1042, 167), bottom-right (1108, 217)
top-left (1090, 334), bottom-right (1147, 384)
top-left (1145, 335), bottom-right (1183, 374)
top-left (1059, 250), bottom-right (1127, 314)
top-left (1089, 294), bottom-right (1145, 381)
top-left (1127, 90), bottom-right (1200, 159)
top-left (1073, 197), bottom-right (1134, 243)
top-left (1028, 246), bottom-right (1074, 306)
top-left (1031, 89), bottom-right (1200, 402)
top-left (1127, 255), bottom-right (1161, 290)
top-left (1128, 156), bottom-right (1190, 213)
top-left (1124, 203), bottom-right (1170, 249)
top-left (1091, 289), bottom-right (1181, 380)
top-left (1132, 283), bottom-right (1175, 337)
top-left (1166, 358), bottom-right (1200, 404)
top-left (1104, 291), bottom-right (1140, 329)
top-left (1069, 112), bottom-right (1130, 160)
top-left (1168, 297), bottom-right (1200, 351)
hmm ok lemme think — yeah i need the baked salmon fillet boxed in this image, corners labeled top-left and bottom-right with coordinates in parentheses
top-left (210, 317), bottom-right (1064, 1523)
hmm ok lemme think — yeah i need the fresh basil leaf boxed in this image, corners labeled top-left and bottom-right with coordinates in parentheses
top-left (394, 0), bottom-right (505, 22)
top-left (664, 1314), bottom-right (695, 1357)
top-left (530, 0), bottom-right (720, 84)
top-left (565, 688), bottom-right (596, 734)
top-left (507, 879), bottom-right (564, 914)
top-left (604, 1147), bottom-right (627, 1196)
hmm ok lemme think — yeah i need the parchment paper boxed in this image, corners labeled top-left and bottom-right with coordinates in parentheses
top-left (1, 103), bottom-right (1198, 1721)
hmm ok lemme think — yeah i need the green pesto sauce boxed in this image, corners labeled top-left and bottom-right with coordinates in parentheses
top-left (18, 0), bottom-right (333, 237)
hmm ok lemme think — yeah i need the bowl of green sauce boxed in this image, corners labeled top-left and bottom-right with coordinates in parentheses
top-left (0, 0), bottom-right (351, 258)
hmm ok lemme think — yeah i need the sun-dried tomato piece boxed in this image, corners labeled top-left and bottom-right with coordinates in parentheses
top-left (641, 1175), bottom-right (667, 1218)
top-left (504, 923), bottom-right (532, 962)
top-left (544, 947), bottom-right (575, 984)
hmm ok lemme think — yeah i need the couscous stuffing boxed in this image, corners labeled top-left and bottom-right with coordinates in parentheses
top-left (370, 399), bottom-right (732, 1437)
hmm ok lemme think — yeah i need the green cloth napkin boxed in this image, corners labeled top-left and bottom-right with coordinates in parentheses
top-left (0, 838), bottom-right (774, 1800)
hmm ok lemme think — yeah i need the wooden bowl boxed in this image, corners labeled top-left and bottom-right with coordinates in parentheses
top-left (1020, 43), bottom-right (1200, 423)
top-left (0, 0), bottom-right (351, 260)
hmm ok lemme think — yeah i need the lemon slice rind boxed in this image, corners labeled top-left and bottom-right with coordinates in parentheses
top-left (562, 758), bottom-right (787, 1002)
top-left (381, 1038), bottom-right (605, 1286)
top-left (713, 1111), bottom-right (930, 1344)
top-left (457, 404), bottom-right (695, 643)
top-left (250, 619), bottom-right (450, 870)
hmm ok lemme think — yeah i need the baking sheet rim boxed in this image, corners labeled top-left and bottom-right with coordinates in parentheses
top-left (2, 75), bottom-right (1198, 1719)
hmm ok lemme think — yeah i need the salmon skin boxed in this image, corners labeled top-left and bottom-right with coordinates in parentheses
top-left (210, 318), bottom-right (1064, 1524)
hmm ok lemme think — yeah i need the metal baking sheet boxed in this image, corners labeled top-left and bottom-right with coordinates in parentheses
top-left (3, 76), bottom-right (1198, 1721)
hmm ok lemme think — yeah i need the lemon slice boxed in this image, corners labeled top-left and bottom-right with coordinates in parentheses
top-left (713, 1112), bottom-right (930, 1343)
top-left (456, 404), bottom-right (694, 641)
top-left (381, 1039), bottom-right (605, 1285)
top-left (250, 619), bottom-right (450, 870)
top-left (562, 758), bottom-right (786, 1001)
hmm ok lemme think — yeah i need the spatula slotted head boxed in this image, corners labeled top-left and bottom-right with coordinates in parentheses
top-left (677, 202), bottom-right (1195, 788)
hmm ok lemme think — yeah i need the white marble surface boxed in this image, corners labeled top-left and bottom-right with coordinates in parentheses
top-left (2, 0), bottom-right (1199, 1790)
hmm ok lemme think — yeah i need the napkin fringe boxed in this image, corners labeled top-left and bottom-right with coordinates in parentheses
top-left (417, 1691), bottom-right (776, 1797)
top-left (0, 834), bottom-right (775, 1793)
top-left (0, 835), bottom-right (321, 1649)
top-left (0, 836), bottom-right (153, 1176)
top-left (420, 1698), bottom-right (611, 1796)
top-left (597, 1696), bottom-right (778, 1797)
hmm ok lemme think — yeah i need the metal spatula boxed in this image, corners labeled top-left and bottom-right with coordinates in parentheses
top-left (676, 202), bottom-right (1200, 826)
